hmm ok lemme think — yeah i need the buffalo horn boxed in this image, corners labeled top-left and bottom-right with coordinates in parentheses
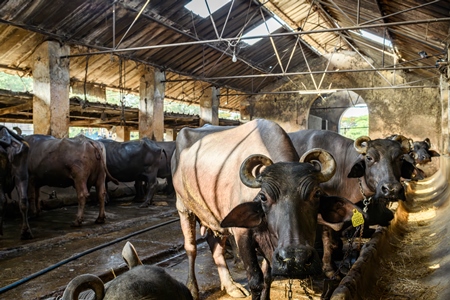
top-left (354, 136), bottom-right (371, 154)
top-left (240, 154), bottom-right (273, 188)
top-left (61, 273), bottom-right (105, 300)
top-left (392, 134), bottom-right (412, 153)
top-left (424, 138), bottom-right (431, 148)
top-left (300, 148), bottom-right (336, 182)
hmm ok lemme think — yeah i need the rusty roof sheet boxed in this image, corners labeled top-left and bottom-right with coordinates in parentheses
top-left (0, 0), bottom-right (448, 116)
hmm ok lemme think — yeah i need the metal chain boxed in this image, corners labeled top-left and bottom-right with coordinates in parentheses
top-left (285, 278), bottom-right (293, 299)
top-left (331, 225), bottom-right (361, 279)
top-left (285, 278), bottom-right (314, 300)
top-left (300, 279), bottom-right (314, 300)
top-left (358, 178), bottom-right (372, 212)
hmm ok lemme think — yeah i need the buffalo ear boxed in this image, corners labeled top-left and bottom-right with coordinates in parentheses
top-left (401, 160), bottom-right (425, 181)
top-left (428, 150), bottom-right (440, 157)
top-left (319, 196), bottom-right (364, 226)
top-left (348, 159), bottom-right (365, 178)
top-left (221, 202), bottom-right (264, 228)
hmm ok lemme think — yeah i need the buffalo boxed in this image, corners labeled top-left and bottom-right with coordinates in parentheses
top-left (24, 134), bottom-right (118, 227)
top-left (99, 138), bottom-right (164, 206)
top-left (173, 119), bottom-right (360, 299)
top-left (387, 134), bottom-right (440, 166)
top-left (62, 241), bottom-right (192, 300)
top-left (288, 129), bottom-right (422, 277)
top-left (0, 126), bottom-right (31, 240)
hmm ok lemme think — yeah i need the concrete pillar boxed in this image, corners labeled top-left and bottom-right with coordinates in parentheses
top-left (164, 128), bottom-right (176, 141)
top-left (199, 87), bottom-right (219, 126)
top-left (115, 126), bottom-right (130, 142)
top-left (32, 41), bottom-right (70, 137)
top-left (240, 97), bottom-right (252, 123)
top-left (440, 49), bottom-right (450, 155)
top-left (139, 66), bottom-right (165, 141)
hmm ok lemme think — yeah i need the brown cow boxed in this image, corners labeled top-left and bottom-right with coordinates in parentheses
top-left (24, 134), bottom-right (118, 227)
top-left (173, 119), bottom-right (360, 300)
top-left (0, 126), bottom-right (31, 240)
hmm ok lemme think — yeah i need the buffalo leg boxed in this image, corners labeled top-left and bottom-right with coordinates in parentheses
top-left (95, 180), bottom-right (107, 224)
top-left (15, 177), bottom-right (32, 240)
top-left (322, 226), bottom-right (339, 279)
top-left (139, 174), bottom-right (158, 208)
top-left (0, 188), bottom-right (5, 236)
top-left (205, 230), bottom-right (250, 298)
top-left (179, 209), bottom-right (199, 300)
top-left (72, 182), bottom-right (90, 227)
top-left (235, 228), bottom-right (266, 300)
top-left (260, 259), bottom-right (272, 300)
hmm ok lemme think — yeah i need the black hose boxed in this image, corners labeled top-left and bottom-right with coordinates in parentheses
top-left (0, 217), bottom-right (180, 295)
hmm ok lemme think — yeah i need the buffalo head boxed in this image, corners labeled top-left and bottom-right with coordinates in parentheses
top-left (221, 149), bottom-right (359, 279)
top-left (349, 136), bottom-right (421, 202)
top-left (411, 138), bottom-right (440, 165)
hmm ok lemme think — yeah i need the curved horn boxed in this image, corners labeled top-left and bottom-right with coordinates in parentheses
top-left (392, 134), bottom-right (412, 153)
top-left (424, 138), bottom-right (431, 148)
top-left (122, 241), bottom-right (143, 270)
top-left (62, 274), bottom-right (105, 300)
top-left (240, 154), bottom-right (273, 188)
top-left (300, 148), bottom-right (336, 182)
top-left (354, 136), bottom-right (371, 154)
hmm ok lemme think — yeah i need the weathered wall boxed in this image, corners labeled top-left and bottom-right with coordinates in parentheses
top-left (250, 51), bottom-right (442, 156)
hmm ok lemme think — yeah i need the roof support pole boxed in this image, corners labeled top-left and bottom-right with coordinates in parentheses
top-left (199, 86), bottom-right (220, 126)
top-left (32, 41), bottom-right (70, 137)
top-left (139, 66), bottom-right (165, 141)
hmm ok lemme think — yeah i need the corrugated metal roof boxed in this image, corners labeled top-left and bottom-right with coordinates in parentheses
top-left (0, 0), bottom-right (448, 125)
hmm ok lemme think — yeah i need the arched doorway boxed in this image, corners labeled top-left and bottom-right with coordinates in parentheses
top-left (309, 91), bottom-right (367, 135)
top-left (339, 104), bottom-right (369, 139)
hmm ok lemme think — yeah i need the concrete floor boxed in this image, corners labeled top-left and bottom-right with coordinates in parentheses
top-left (0, 185), bottom-right (322, 300)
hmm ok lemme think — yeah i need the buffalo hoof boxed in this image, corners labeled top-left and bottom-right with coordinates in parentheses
top-left (95, 217), bottom-right (105, 224)
top-left (224, 281), bottom-right (250, 298)
top-left (20, 230), bottom-right (33, 240)
top-left (71, 219), bottom-right (83, 227)
top-left (139, 201), bottom-right (152, 208)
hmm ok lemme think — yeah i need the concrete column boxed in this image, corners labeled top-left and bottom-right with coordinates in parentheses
top-left (32, 41), bottom-right (70, 137)
top-left (240, 97), bottom-right (252, 123)
top-left (199, 86), bottom-right (219, 126)
top-left (115, 126), bottom-right (130, 142)
top-left (139, 66), bottom-right (165, 141)
top-left (164, 128), bottom-right (176, 141)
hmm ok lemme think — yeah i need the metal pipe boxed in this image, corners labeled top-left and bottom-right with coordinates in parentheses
top-left (162, 65), bottom-right (437, 81)
top-left (60, 17), bottom-right (450, 58)
top-left (224, 85), bottom-right (438, 96)
top-left (115, 0), bottom-right (151, 49)
top-left (0, 218), bottom-right (180, 295)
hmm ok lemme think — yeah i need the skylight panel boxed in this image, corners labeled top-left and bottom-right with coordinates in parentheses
top-left (242, 18), bottom-right (282, 46)
top-left (185, 0), bottom-right (231, 18)
top-left (355, 30), bottom-right (392, 48)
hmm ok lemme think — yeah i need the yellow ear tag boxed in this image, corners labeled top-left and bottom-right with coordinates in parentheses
top-left (351, 209), bottom-right (364, 227)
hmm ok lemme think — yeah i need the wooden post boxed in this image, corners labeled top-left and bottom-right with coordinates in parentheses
top-left (139, 66), bottom-right (165, 141)
top-left (115, 126), bottom-right (130, 142)
top-left (199, 86), bottom-right (219, 126)
top-left (32, 41), bottom-right (70, 137)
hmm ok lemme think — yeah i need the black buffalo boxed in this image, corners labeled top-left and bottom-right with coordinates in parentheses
top-left (173, 119), bottom-right (359, 300)
top-left (24, 134), bottom-right (117, 227)
top-left (387, 134), bottom-right (440, 166)
top-left (0, 126), bottom-right (31, 240)
top-left (99, 138), bottom-right (164, 207)
top-left (288, 129), bottom-right (421, 277)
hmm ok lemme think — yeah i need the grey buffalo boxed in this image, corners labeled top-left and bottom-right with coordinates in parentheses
top-left (173, 119), bottom-right (359, 300)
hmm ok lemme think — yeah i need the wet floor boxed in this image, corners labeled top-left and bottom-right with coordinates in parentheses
top-left (0, 186), bottom-right (323, 300)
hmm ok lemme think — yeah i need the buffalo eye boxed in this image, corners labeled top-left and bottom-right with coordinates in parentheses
top-left (259, 192), bottom-right (267, 202)
top-left (365, 155), bottom-right (373, 162)
top-left (314, 190), bottom-right (321, 198)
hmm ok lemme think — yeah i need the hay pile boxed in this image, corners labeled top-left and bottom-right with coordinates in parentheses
top-left (367, 208), bottom-right (440, 300)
